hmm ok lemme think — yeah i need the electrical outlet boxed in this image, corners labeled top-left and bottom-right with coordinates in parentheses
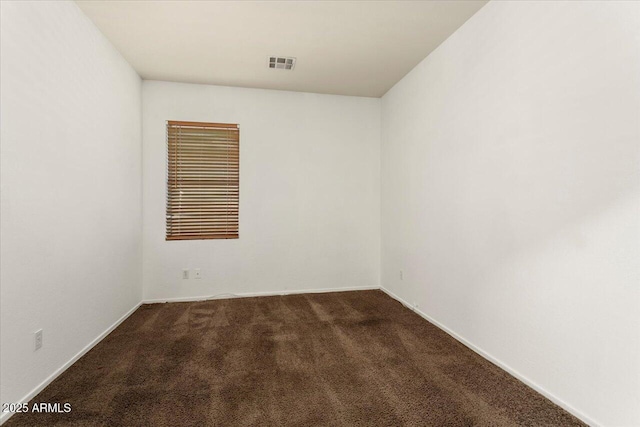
top-left (194, 269), bottom-right (201, 279)
top-left (400, 270), bottom-right (404, 280)
top-left (34, 329), bottom-right (43, 351)
top-left (182, 269), bottom-right (189, 280)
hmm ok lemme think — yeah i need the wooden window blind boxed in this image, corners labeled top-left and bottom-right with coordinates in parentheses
top-left (166, 120), bottom-right (239, 240)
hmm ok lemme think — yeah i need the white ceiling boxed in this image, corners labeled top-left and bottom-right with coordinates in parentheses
top-left (76, 1), bottom-right (487, 98)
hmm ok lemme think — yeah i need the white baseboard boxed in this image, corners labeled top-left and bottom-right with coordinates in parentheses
top-left (0, 302), bottom-right (142, 426)
top-left (3, 287), bottom-right (596, 426)
top-left (379, 286), bottom-right (598, 427)
top-left (142, 285), bottom-right (380, 304)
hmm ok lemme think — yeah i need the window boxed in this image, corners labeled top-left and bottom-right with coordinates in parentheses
top-left (166, 121), bottom-right (239, 240)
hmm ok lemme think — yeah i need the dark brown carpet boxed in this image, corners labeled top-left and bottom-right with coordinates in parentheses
top-left (6, 290), bottom-right (585, 426)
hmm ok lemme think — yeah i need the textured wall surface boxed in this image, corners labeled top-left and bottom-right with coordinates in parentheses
top-left (142, 81), bottom-right (380, 301)
top-left (381, 2), bottom-right (640, 425)
top-left (0, 0), bottom-right (142, 416)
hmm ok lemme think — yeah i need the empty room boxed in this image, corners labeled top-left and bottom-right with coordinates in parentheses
top-left (1, 1), bottom-right (638, 426)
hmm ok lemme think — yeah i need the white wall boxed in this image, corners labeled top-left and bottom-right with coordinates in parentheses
top-left (3, 1), bottom-right (637, 426)
top-left (142, 81), bottom-right (380, 301)
top-left (381, 1), bottom-right (640, 426)
top-left (0, 0), bottom-right (142, 416)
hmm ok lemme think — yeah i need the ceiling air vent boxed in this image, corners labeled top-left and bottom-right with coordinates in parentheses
top-left (268, 56), bottom-right (296, 70)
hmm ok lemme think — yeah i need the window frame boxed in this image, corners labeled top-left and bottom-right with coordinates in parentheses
top-left (165, 120), bottom-right (240, 241)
